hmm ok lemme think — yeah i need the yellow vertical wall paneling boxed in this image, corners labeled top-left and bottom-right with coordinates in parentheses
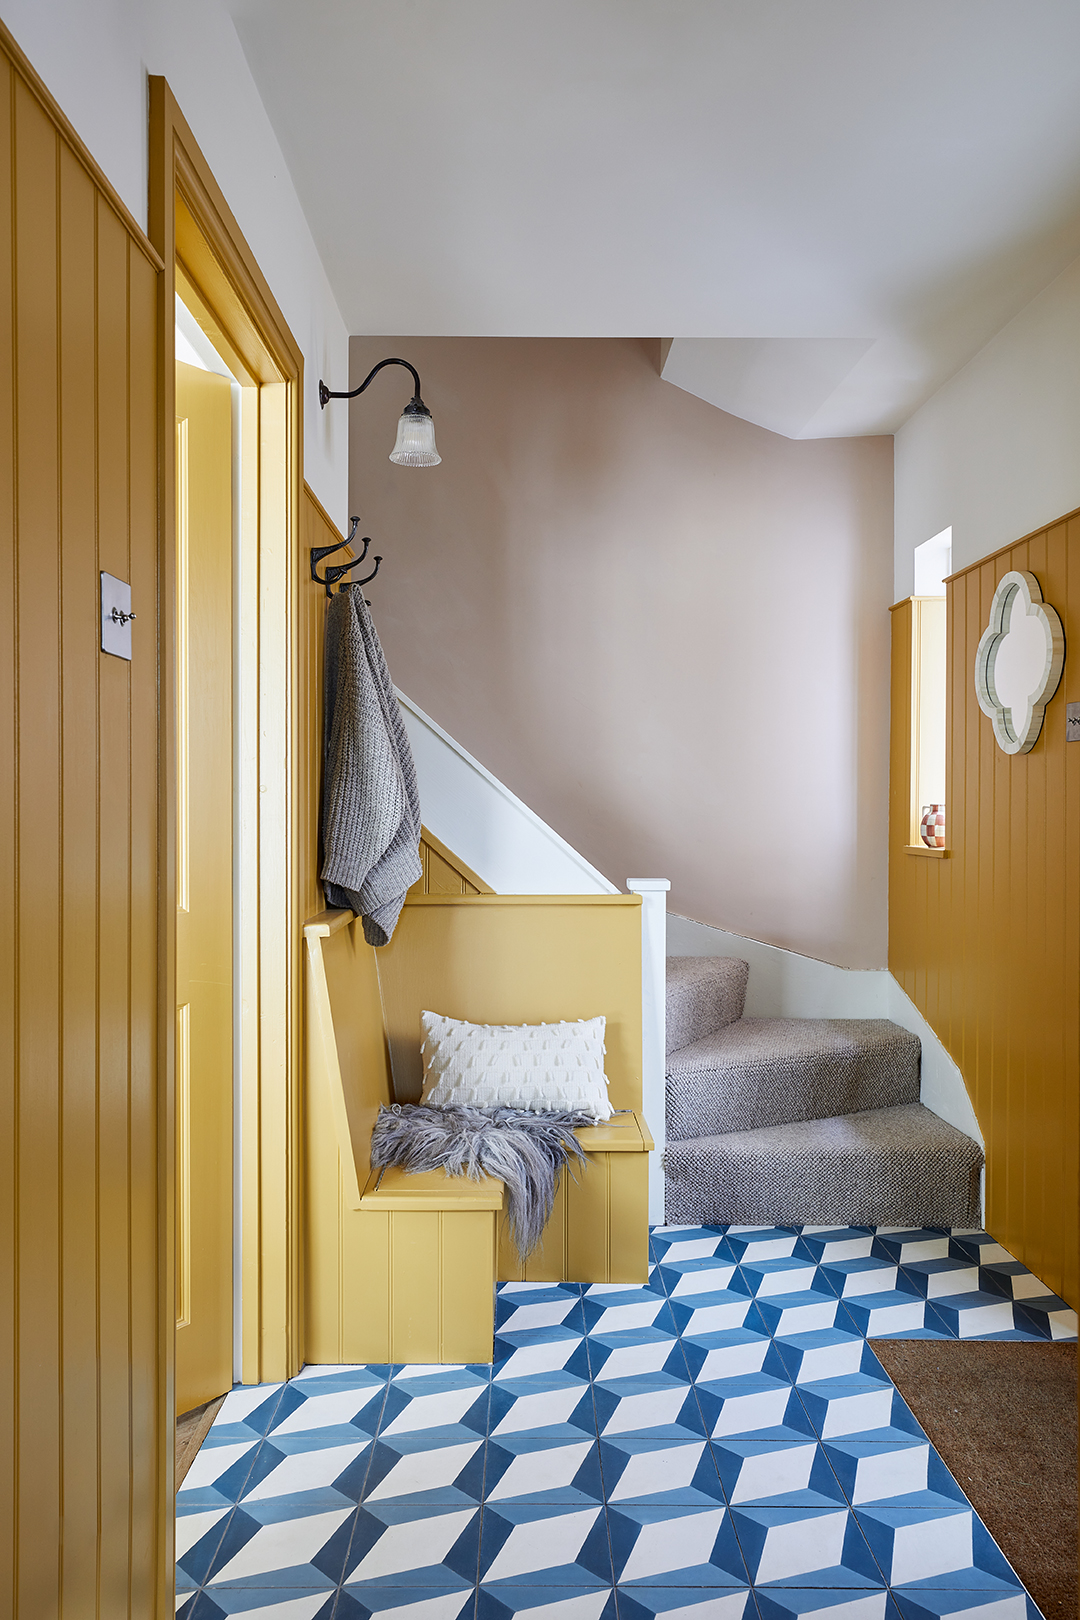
top-left (439, 1212), bottom-right (502, 1360)
top-left (299, 487), bottom-right (343, 920)
top-left (176, 415), bottom-right (191, 908)
top-left (889, 511), bottom-right (1079, 1306)
top-left (177, 1003), bottom-right (193, 1327)
top-left (15, 76), bottom-right (63, 1617)
top-left (55, 132), bottom-right (101, 1612)
top-left (0, 20), bottom-right (168, 1616)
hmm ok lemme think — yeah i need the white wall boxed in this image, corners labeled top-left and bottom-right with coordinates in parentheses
top-left (895, 251), bottom-right (1080, 598)
top-left (0, 0), bottom-right (349, 526)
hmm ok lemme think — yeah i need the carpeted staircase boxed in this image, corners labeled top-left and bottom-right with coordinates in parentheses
top-left (664, 956), bottom-right (983, 1227)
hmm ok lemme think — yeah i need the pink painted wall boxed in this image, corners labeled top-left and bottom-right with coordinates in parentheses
top-left (349, 337), bottom-right (893, 968)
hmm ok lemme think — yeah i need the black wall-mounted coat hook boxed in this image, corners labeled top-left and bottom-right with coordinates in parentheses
top-left (310, 516), bottom-right (382, 601)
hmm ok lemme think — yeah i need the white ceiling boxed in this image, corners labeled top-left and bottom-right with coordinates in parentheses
top-left (229, 0), bottom-right (1080, 437)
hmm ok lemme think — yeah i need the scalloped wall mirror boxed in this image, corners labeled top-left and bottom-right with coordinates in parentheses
top-left (975, 569), bottom-right (1065, 755)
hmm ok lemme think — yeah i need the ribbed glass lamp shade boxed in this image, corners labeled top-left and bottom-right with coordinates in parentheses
top-left (389, 405), bottom-right (441, 466)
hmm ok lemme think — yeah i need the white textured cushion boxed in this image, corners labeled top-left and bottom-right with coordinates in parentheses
top-left (419, 1010), bottom-right (613, 1120)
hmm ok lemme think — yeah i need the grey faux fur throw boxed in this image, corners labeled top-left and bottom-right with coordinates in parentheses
top-left (369, 1103), bottom-right (596, 1258)
top-left (321, 585), bottom-right (422, 947)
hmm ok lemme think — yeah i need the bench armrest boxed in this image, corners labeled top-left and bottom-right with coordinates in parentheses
top-left (359, 1165), bottom-right (505, 1211)
top-left (577, 1109), bottom-right (654, 1153)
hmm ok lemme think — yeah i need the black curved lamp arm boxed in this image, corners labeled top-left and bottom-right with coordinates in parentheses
top-left (318, 356), bottom-right (423, 410)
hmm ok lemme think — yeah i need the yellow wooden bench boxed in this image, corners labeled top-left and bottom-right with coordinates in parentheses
top-left (303, 894), bottom-right (653, 1365)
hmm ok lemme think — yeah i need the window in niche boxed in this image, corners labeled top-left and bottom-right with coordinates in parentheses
top-left (910, 529), bottom-right (950, 848)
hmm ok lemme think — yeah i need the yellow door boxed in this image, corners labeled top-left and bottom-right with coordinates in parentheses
top-left (175, 359), bottom-right (234, 1413)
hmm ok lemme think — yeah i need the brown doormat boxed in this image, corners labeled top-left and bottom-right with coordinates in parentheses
top-left (871, 1339), bottom-right (1077, 1620)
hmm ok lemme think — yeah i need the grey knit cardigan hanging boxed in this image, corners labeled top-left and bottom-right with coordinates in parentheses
top-left (320, 585), bottom-right (422, 946)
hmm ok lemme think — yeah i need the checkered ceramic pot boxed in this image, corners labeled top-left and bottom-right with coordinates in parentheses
top-left (920, 802), bottom-right (946, 848)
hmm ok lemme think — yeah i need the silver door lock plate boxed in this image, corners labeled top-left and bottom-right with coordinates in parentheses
top-left (101, 571), bottom-right (136, 660)
top-left (1067, 702), bottom-right (1080, 742)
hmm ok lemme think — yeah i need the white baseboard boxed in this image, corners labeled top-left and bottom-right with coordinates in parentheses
top-left (397, 690), bottom-right (617, 896)
top-left (667, 913), bottom-right (888, 1020)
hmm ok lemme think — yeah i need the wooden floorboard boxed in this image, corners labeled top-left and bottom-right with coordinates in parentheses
top-left (175, 1394), bottom-right (227, 1492)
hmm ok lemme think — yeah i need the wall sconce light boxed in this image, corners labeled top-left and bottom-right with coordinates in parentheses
top-left (318, 356), bottom-right (441, 467)
top-left (312, 356), bottom-right (441, 598)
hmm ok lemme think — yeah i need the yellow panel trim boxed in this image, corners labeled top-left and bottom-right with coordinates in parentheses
top-left (418, 826), bottom-right (494, 894)
top-left (304, 908), bottom-right (355, 939)
top-left (304, 932), bottom-right (364, 1211)
top-left (175, 415), bottom-right (191, 912)
top-left (176, 1004), bottom-right (192, 1328)
top-left (904, 845), bottom-right (949, 859)
top-left (404, 893), bottom-right (642, 908)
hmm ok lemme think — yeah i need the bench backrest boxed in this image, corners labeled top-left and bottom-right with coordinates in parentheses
top-left (305, 894), bottom-right (644, 1188)
top-left (375, 894), bottom-right (643, 1111)
top-left (306, 911), bottom-right (393, 1195)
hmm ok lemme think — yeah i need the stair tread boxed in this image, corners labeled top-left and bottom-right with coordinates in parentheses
top-left (671, 1099), bottom-right (980, 1153)
top-left (667, 1016), bottom-right (919, 1075)
top-left (665, 1017), bottom-right (921, 1139)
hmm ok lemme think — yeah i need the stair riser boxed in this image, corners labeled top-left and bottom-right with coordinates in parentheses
top-left (666, 956), bottom-right (748, 1056)
top-left (664, 1138), bottom-right (982, 1229)
top-left (667, 1035), bottom-right (921, 1140)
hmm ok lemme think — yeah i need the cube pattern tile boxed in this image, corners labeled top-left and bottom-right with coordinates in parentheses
top-left (177, 1226), bottom-right (1070, 1618)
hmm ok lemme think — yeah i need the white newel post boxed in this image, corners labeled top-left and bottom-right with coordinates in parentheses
top-left (627, 879), bottom-right (669, 1226)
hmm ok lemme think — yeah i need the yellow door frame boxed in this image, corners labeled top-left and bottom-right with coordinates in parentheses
top-left (149, 83), bottom-right (306, 1476)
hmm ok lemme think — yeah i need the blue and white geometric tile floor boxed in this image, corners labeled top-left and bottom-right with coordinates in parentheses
top-left (176, 1224), bottom-right (1077, 1620)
